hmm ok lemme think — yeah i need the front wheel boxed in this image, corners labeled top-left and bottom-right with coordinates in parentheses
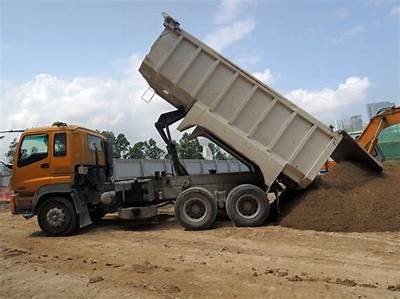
top-left (174, 187), bottom-right (217, 230)
top-left (226, 184), bottom-right (269, 227)
top-left (37, 197), bottom-right (78, 236)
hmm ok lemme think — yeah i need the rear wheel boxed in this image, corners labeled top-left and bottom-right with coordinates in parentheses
top-left (175, 187), bottom-right (217, 230)
top-left (226, 184), bottom-right (269, 227)
top-left (38, 197), bottom-right (78, 236)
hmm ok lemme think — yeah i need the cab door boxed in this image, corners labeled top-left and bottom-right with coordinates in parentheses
top-left (12, 133), bottom-right (51, 212)
top-left (50, 131), bottom-right (74, 184)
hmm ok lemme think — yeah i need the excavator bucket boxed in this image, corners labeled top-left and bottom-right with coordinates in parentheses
top-left (331, 131), bottom-right (383, 171)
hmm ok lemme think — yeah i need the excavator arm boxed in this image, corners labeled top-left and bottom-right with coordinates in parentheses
top-left (357, 106), bottom-right (400, 157)
top-left (322, 106), bottom-right (399, 172)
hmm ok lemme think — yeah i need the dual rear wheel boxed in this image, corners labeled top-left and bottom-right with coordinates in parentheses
top-left (174, 185), bottom-right (270, 230)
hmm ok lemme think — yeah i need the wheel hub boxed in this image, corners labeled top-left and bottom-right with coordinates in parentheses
top-left (183, 198), bottom-right (207, 221)
top-left (46, 207), bottom-right (65, 227)
top-left (236, 195), bottom-right (260, 219)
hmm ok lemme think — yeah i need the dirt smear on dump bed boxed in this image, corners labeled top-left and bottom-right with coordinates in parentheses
top-left (279, 161), bottom-right (400, 232)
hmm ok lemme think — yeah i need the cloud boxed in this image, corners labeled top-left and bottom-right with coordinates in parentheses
top-left (214, 0), bottom-right (254, 24)
top-left (367, 0), bottom-right (384, 6)
top-left (252, 68), bottom-right (279, 85)
top-left (343, 25), bottom-right (364, 37)
top-left (204, 18), bottom-right (256, 52)
top-left (285, 77), bottom-right (371, 120)
top-left (330, 25), bottom-right (365, 44)
top-left (334, 7), bottom-right (349, 19)
top-left (0, 54), bottom-right (175, 157)
top-left (390, 6), bottom-right (400, 17)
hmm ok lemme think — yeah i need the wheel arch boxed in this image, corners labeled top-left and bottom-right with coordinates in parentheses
top-left (35, 192), bottom-right (75, 214)
top-left (33, 183), bottom-right (92, 229)
top-left (177, 186), bottom-right (214, 202)
top-left (33, 184), bottom-right (77, 214)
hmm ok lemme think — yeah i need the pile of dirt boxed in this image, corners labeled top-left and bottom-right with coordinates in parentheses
top-left (278, 161), bottom-right (400, 232)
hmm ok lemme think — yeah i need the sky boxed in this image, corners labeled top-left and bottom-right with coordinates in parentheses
top-left (0, 0), bottom-right (399, 158)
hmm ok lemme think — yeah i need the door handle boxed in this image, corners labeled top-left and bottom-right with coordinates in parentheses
top-left (40, 163), bottom-right (49, 169)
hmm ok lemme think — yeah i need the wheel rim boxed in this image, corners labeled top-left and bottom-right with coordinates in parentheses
top-left (235, 194), bottom-right (260, 219)
top-left (46, 206), bottom-right (66, 227)
top-left (182, 197), bottom-right (207, 222)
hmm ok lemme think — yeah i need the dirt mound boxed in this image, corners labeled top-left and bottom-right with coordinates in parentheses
top-left (278, 161), bottom-right (400, 232)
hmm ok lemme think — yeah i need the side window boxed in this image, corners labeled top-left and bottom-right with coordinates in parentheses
top-left (87, 134), bottom-right (103, 152)
top-left (54, 133), bottom-right (67, 157)
top-left (18, 134), bottom-right (48, 167)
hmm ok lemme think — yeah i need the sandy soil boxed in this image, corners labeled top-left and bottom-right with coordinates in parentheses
top-left (279, 161), bottom-right (400, 232)
top-left (0, 206), bottom-right (399, 298)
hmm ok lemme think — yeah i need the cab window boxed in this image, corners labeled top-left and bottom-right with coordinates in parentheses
top-left (54, 133), bottom-right (67, 157)
top-left (87, 134), bottom-right (103, 151)
top-left (18, 134), bottom-right (48, 167)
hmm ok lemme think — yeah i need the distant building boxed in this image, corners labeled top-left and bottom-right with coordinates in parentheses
top-left (366, 101), bottom-right (395, 119)
top-left (349, 115), bottom-right (363, 132)
top-left (334, 114), bottom-right (363, 133)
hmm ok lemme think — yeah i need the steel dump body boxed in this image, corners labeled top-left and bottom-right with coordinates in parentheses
top-left (139, 15), bottom-right (380, 189)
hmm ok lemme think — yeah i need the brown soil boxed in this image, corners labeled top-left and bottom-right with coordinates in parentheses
top-left (279, 161), bottom-right (400, 232)
top-left (0, 208), bottom-right (399, 298)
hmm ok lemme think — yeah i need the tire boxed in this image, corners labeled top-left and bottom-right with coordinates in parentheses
top-left (89, 207), bottom-right (106, 222)
top-left (226, 184), bottom-right (269, 227)
top-left (37, 197), bottom-right (79, 236)
top-left (174, 187), bottom-right (217, 230)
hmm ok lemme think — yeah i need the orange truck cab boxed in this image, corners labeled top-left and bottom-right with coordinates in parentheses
top-left (11, 123), bottom-right (113, 235)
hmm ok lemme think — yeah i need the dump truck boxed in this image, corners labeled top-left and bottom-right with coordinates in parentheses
top-left (139, 14), bottom-right (382, 183)
top-left (9, 14), bottom-right (382, 236)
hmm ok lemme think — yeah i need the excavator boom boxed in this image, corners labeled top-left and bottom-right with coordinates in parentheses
top-left (357, 107), bottom-right (400, 156)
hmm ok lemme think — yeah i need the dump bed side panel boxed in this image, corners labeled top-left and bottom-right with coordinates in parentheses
top-left (140, 25), bottom-right (343, 188)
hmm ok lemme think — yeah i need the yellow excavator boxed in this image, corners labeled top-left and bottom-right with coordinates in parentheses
top-left (322, 106), bottom-right (400, 172)
top-left (357, 106), bottom-right (400, 158)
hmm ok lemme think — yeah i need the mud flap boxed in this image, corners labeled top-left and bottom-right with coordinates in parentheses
top-left (331, 131), bottom-right (383, 172)
top-left (70, 190), bottom-right (92, 228)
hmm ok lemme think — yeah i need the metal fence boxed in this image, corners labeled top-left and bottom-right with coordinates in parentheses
top-left (0, 176), bottom-right (10, 187)
top-left (113, 159), bottom-right (248, 180)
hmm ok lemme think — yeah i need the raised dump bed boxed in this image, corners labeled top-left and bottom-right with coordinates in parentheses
top-left (139, 14), bottom-right (382, 190)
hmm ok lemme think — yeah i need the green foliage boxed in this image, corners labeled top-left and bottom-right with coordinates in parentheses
top-left (125, 139), bottom-right (165, 159)
top-left (115, 133), bottom-right (130, 158)
top-left (208, 142), bottom-right (229, 160)
top-left (144, 138), bottom-right (165, 159)
top-left (178, 132), bottom-right (203, 159)
top-left (6, 138), bottom-right (18, 164)
top-left (101, 131), bottom-right (130, 158)
top-left (125, 141), bottom-right (146, 159)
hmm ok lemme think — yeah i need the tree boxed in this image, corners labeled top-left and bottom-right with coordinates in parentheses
top-left (178, 133), bottom-right (203, 159)
top-left (101, 131), bottom-right (130, 158)
top-left (144, 138), bottom-right (165, 159)
top-left (125, 139), bottom-right (165, 159)
top-left (115, 133), bottom-right (130, 158)
top-left (125, 141), bottom-right (146, 159)
top-left (208, 142), bottom-right (230, 160)
top-left (6, 138), bottom-right (18, 164)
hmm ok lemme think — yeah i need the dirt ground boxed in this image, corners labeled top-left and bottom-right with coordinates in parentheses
top-left (279, 161), bottom-right (400, 232)
top-left (0, 205), bottom-right (399, 299)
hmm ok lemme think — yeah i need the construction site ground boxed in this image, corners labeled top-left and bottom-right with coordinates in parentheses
top-left (0, 204), bottom-right (399, 299)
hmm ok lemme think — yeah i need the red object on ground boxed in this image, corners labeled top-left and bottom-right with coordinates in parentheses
top-left (0, 187), bottom-right (11, 202)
